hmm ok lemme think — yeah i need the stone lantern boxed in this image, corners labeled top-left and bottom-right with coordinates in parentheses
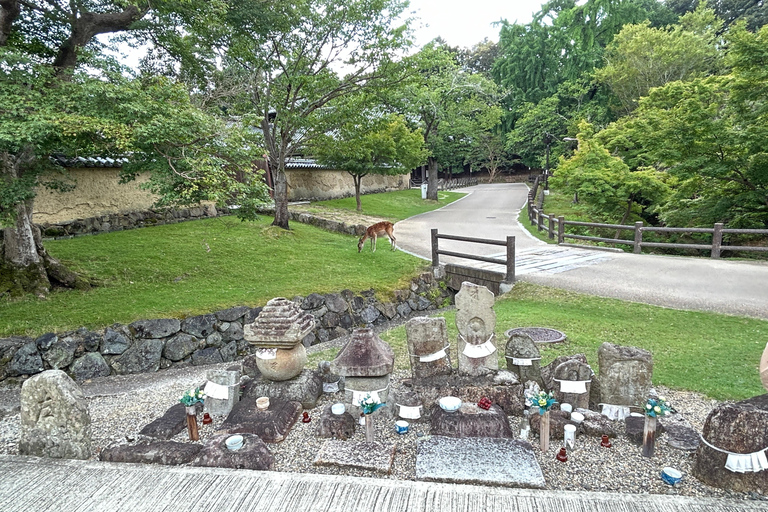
top-left (244, 297), bottom-right (314, 381)
top-left (331, 328), bottom-right (394, 406)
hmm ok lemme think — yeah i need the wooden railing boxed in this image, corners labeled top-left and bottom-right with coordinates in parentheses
top-left (526, 196), bottom-right (768, 258)
top-left (430, 228), bottom-right (515, 283)
top-left (410, 177), bottom-right (479, 190)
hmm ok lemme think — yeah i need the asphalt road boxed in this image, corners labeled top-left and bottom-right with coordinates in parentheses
top-left (395, 183), bottom-right (768, 320)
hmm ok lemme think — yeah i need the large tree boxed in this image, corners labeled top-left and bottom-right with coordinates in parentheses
top-left (207, 0), bottom-right (412, 230)
top-left (0, 0), bottom-right (267, 297)
top-left (314, 113), bottom-right (427, 211)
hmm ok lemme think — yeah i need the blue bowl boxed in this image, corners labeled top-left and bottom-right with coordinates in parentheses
top-left (661, 467), bottom-right (682, 485)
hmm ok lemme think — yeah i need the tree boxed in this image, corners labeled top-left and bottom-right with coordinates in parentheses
top-left (595, 6), bottom-right (723, 114)
top-left (0, 0), bottom-right (268, 297)
top-left (394, 42), bottom-right (501, 199)
top-left (208, 0), bottom-right (412, 230)
top-left (314, 113), bottom-right (427, 211)
top-left (551, 122), bottom-right (668, 225)
top-left (667, 0), bottom-right (768, 31)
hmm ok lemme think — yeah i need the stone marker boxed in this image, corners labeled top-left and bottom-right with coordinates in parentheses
top-left (204, 369), bottom-right (240, 416)
top-left (316, 405), bottom-right (356, 440)
top-left (314, 440), bottom-right (396, 474)
top-left (660, 413), bottom-right (700, 452)
top-left (19, 370), bottom-right (91, 459)
top-left (455, 282), bottom-right (497, 376)
top-left (540, 354), bottom-right (588, 393)
top-left (598, 342), bottom-right (653, 409)
top-left (573, 408), bottom-right (620, 438)
top-left (430, 402), bottom-right (513, 439)
top-left (192, 433), bottom-right (274, 470)
top-left (552, 359), bottom-right (592, 410)
top-left (244, 297), bottom-right (315, 381)
top-left (100, 441), bottom-right (201, 465)
top-left (332, 328), bottom-right (395, 405)
top-left (220, 395), bottom-right (301, 443)
top-left (416, 436), bottom-right (545, 489)
top-left (693, 394), bottom-right (768, 492)
top-left (625, 413), bottom-right (664, 446)
top-left (405, 317), bottom-right (452, 380)
top-left (504, 332), bottom-right (542, 387)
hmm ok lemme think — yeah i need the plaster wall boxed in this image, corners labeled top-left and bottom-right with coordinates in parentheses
top-left (285, 169), bottom-right (409, 201)
top-left (32, 168), bottom-right (158, 224)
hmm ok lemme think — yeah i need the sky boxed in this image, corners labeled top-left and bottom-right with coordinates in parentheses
top-left (406, 0), bottom-right (545, 49)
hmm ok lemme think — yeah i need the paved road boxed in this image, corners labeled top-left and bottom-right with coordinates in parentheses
top-left (395, 183), bottom-right (768, 320)
top-left (1, 456), bottom-right (765, 512)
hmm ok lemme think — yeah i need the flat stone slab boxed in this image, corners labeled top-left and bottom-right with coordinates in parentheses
top-left (139, 403), bottom-right (202, 440)
top-left (220, 396), bottom-right (301, 443)
top-left (430, 403), bottom-right (514, 438)
top-left (313, 440), bottom-right (396, 474)
top-left (99, 441), bottom-right (201, 465)
top-left (416, 436), bottom-right (545, 489)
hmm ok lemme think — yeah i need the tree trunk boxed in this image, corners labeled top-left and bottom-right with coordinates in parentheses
top-left (353, 174), bottom-right (366, 212)
top-left (271, 167), bottom-right (290, 229)
top-left (615, 199), bottom-right (633, 240)
top-left (426, 157), bottom-right (438, 201)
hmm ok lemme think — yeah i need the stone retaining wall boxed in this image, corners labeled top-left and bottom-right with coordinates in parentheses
top-left (0, 273), bottom-right (453, 384)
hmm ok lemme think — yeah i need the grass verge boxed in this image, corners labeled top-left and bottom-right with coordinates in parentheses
top-left (309, 188), bottom-right (466, 221)
top-left (0, 215), bottom-right (427, 337)
top-left (310, 282), bottom-right (767, 401)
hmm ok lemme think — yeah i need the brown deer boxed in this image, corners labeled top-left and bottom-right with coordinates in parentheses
top-left (358, 221), bottom-right (396, 253)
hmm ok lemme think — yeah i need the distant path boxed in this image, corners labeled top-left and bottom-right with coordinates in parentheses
top-left (395, 183), bottom-right (768, 320)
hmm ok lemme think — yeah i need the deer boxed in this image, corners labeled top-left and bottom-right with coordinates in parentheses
top-left (358, 221), bottom-right (396, 253)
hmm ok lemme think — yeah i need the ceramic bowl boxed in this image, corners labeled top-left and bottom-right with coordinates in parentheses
top-left (560, 403), bottom-right (573, 413)
top-left (225, 435), bottom-right (244, 451)
top-left (570, 411), bottom-right (584, 424)
top-left (256, 397), bottom-right (270, 410)
top-left (661, 467), bottom-right (682, 485)
top-left (395, 420), bottom-right (409, 434)
top-left (439, 396), bottom-right (462, 412)
top-left (331, 403), bottom-right (345, 415)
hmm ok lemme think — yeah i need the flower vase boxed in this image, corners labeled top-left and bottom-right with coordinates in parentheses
top-left (186, 406), bottom-right (199, 441)
top-left (642, 415), bottom-right (656, 458)
top-left (365, 414), bottom-right (374, 443)
top-left (540, 410), bottom-right (550, 452)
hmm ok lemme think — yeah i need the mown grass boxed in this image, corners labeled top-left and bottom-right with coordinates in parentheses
top-left (311, 282), bottom-right (767, 401)
top-left (523, 190), bottom-right (593, 244)
top-left (311, 188), bottom-right (466, 221)
top-left (0, 215), bottom-right (429, 337)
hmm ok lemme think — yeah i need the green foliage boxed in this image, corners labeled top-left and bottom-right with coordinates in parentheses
top-left (595, 5), bottom-right (724, 114)
top-left (0, 216), bottom-right (427, 336)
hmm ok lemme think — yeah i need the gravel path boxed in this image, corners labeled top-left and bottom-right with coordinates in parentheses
top-left (0, 363), bottom-right (763, 503)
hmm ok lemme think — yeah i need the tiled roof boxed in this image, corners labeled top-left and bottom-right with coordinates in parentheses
top-left (52, 156), bottom-right (129, 168)
top-left (284, 158), bottom-right (333, 170)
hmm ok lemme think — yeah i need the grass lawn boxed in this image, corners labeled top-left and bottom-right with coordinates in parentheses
top-left (309, 188), bottom-right (466, 221)
top-left (0, 215), bottom-right (429, 337)
top-left (310, 282), bottom-right (767, 401)
top-left (523, 190), bottom-right (593, 244)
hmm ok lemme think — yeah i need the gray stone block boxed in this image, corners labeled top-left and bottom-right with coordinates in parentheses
top-left (8, 342), bottom-right (44, 377)
top-left (100, 441), bottom-right (201, 465)
top-left (129, 319), bottom-right (180, 339)
top-left (416, 436), bottom-right (545, 489)
top-left (181, 314), bottom-right (217, 338)
top-left (192, 433), bottom-right (273, 470)
top-left (111, 339), bottom-right (164, 374)
top-left (191, 347), bottom-right (223, 366)
top-left (70, 352), bottom-right (111, 381)
top-left (163, 333), bottom-right (200, 362)
top-left (314, 440), bottom-right (395, 473)
top-left (42, 335), bottom-right (78, 370)
top-left (215, 306), bottom-right (250, 322)
top-left (101, 327), bottom-right (130, 355)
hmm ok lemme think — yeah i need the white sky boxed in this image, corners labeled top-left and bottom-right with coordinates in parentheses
top-left (406, 0), bottom-right (545, 49)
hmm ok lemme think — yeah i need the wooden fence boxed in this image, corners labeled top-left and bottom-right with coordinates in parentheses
top-left (526, 180), bottom-right (768, 258)
top-left (430, 228), bottom-right (515, 283)
top-left (410, 177), bottom-right (479, 190)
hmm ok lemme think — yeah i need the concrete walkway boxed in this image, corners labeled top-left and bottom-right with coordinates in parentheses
top-left (0, 455), bottom-right (765, 512)
top-left (395, 183), bottom-right (768, 320)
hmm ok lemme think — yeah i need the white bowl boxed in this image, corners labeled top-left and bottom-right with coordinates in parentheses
top-left (331, 403), bottom-right (345, 415)
top-left (439, 396), bottom-right (462, 412)
top-left (560, 403), bottom-right (573, 413)
top-left (256, 397), bottom-right (270, 410)
top-left (225, 435), bottom-right (244, 451)
top-left (570, 411), bottom-right (584, 424)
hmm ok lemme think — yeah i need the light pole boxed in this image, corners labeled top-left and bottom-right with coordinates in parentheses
top-left (543, 133), bottom-right (553, 190)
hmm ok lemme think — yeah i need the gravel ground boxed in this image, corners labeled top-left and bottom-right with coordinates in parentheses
top-left (0, 362), bottom-right (764, 502)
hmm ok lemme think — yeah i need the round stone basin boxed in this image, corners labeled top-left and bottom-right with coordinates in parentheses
top-left (505, 327), bottom-right (566, 344)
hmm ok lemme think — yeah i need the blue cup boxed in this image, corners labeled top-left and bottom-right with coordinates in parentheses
top-left (661, 467), bottom-right (682, 485)
top-left (395, 420), bottom-right (409, 434)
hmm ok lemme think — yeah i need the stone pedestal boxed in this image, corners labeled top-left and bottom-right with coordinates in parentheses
top-left (344, 375), bottom-right (391, 407)
top-left (317, 405), bottom-right (356, 440)
top-left (455, 282), bottom-right (498, 376)
top-left (204, 369), bottom-right (240, 416)
top-left (192, 433), bottom-right (273, 470)
top-left (405, 317), bottom-right (452, 380)
top-left (430, 402), bottom-right (513, 439)
top-left (220, 395), bottom-right (302, 443)
top-left (243, 369), bottom-right (323, 409)
top-left (19, 370), bottom-right (92, 460)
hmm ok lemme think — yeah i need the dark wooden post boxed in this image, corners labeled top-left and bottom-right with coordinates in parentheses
top-left (431, 228), bottom-right (439, 267)
top-left (712, 223), bottom-right (723, 258)
top-left (558, 216), bottom-right (565, 244)
top-left (633, 221), bottom-right (643, 254)
top-left (537, 210), bottom-right (543, 231)
top-left (548, 216), bottom-right (555, 239)
top-left (505, 236), bottom-right (515, 283)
